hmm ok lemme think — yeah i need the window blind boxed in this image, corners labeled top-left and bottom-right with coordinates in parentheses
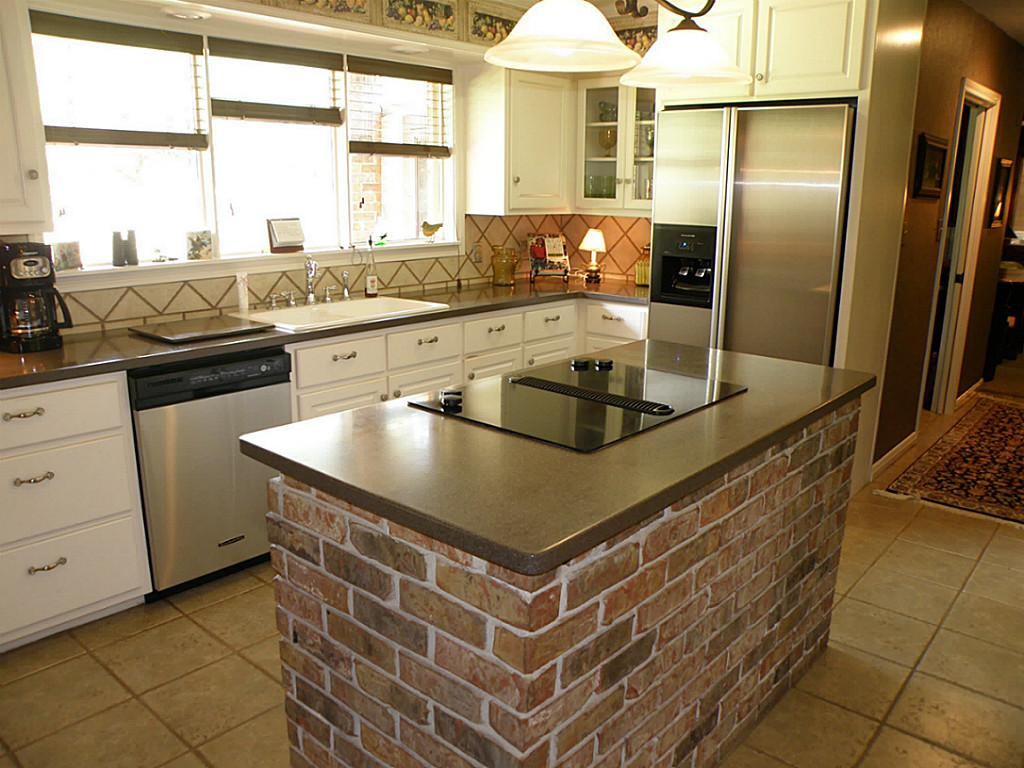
top-left (208, 37), bottom-right (344, 71)
top-left (30, 11), bottom-right (203, 55)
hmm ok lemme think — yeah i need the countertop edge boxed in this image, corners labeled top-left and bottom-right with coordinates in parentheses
top-left (240, 375), bottom-right (874, 575)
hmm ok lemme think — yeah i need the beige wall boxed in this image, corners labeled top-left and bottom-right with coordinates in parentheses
top-left (874, 0), bottom-right (1024, 461)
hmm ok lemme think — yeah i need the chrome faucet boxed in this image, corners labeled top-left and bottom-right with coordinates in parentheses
top-left (304, 255), bottom-right (319, 305)
top-left (341, 271), bottom-right (351, 300)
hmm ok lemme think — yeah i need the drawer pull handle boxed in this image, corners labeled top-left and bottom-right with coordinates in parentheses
top-left (3, 407), bottom-right (45, 421)
top-left (332, 351), bottom-right (358, 361)
top-left (543, 315), bottom-right (561, 323)
top-left (380, 394), bottom-right (389, 401)
top-left (487, 324), bottom-right (506, 334)
top-left (28, 556), bottom-right (67, 575)
top-left (601, 313), bottom-right (624, 322)
top-left (468, 372), bottom-right (476, 380)
top-left (528, 358), bottom-right (535, 365)
top-left (393, 389), bottom-right (402, 398)
top-left (417, 336), bottom-right (439, 346)
top-left (13, 471), bottom-right (54, 487)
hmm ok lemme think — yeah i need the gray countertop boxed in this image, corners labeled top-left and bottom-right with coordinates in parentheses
top-left (240, 340), bottom-right (875, 574)
top-left (0, 281), bottom-right (647, 390)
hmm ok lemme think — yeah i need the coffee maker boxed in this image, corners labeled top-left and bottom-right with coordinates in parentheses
top-left (1, 242), bottom-right (73, 353)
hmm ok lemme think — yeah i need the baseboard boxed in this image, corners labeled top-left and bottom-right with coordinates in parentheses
top-left (956, 379), bottom-right (984, 408)
top-left (872, 430), bottom-right (918, 477)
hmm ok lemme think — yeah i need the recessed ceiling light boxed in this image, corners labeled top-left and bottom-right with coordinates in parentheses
top-left (162, 6), bottom-right (212, 21)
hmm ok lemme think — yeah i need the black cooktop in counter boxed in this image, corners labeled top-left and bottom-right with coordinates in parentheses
top-left (409, 355), bottom-right (747, 451)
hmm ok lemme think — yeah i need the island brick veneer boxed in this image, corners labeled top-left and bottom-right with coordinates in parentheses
top-left (267, 401), bottom-right (861, 768)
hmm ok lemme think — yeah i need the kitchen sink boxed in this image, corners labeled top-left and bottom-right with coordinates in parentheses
top-left (236, 296), bottom-right (450, 331)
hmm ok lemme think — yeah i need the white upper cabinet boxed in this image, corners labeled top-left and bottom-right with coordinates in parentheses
top-left (0, 0), bottom-right (51, 234)
top-left (659, 0), bottom-right (867, 105)
top-left (465, 65), bottom-right (574, 215)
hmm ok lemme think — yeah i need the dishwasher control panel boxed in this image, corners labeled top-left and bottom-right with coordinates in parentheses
top-left (129, 351), bottom-right (291, 410)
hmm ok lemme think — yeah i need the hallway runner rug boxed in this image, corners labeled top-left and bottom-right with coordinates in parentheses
top-left (889, 394), bottom-right (1024, 523)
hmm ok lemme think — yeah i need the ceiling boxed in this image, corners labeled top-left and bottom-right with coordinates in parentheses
top-left (963, 0), bottom-right (1024, 45)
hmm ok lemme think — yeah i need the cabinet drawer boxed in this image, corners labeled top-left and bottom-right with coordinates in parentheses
top-left (465, 348), bottom-right (524, 383)
top-left (297, 376), bottom-right (388, 420)
top-left (585, 303), bottom-right (647, 340)
top-left (389, 360), bottom-right (463, 399)
top-left (524, 337), bottom-right (576, 368)
top-left (1, 378), bottom-right (123, 450)
top-left (524, 303), bottom-right (577, 341)
top-left (1, 434), bottom-right (133, 545)
top-left (0, 517), bottom-right (145, 635)
top-left (388, 323), bottom-right (461, 369)
top-left (464, 313), bottom-right (523, 355)
top-left (294, 335), bottom-right (386, 390)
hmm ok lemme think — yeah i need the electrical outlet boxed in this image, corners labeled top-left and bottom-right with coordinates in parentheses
top-left (469, 243), bottom-right (482, 263)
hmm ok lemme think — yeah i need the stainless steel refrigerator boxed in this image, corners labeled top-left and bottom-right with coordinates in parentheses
top-left (647, 103), bottom-right (854, 365)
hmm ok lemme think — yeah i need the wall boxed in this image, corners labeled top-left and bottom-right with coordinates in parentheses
top-left (874, 0), bottom-right (1024, 461)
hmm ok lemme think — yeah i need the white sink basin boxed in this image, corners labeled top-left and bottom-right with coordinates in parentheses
top-left (236, 296), bottom-right (450, 331)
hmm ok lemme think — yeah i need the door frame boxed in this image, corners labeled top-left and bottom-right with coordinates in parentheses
top-left (918, 78), bottom-right (1001, 417)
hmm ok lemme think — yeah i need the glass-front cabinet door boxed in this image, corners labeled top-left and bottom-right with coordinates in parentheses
top-left (577, 78), bottom-right (655, 212)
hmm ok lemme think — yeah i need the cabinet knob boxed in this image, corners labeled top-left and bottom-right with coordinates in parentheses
top-left (512, 175), bottom-right (521, 184)
top-left (26, 169), bottom-right (40, 180)
top-left (393, 389), bottom-right (402, 398)
top-left (755, 73), bottom-right (764, 82)
top-left (616, 178), bottom-right (624, 185)
top-left (528, 358), bottom-right (535, 365)
top-left (468, 372), bottom-right (476, 380)
top-left (380, 393), bottom-right (388, 401)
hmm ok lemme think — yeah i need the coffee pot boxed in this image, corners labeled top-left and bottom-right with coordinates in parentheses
top-left (1, 242), bottom-right (73, 353)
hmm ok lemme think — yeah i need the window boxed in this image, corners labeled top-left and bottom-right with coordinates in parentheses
top-left (30, 13), bottom-right (456, 269)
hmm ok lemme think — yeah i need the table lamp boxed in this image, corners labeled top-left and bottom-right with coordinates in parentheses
top-left (580, 227), bottom-right (606, 283)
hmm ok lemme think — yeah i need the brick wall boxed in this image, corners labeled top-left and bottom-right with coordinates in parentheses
top-left (267, 401), bottom-right (861, 768)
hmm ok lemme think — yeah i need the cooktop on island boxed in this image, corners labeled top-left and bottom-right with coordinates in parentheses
top-left (409, 348), bottom-right (747, 452)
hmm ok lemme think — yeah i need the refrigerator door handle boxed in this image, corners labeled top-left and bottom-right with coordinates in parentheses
top-left (821, 105), bottom-right (856, 365)
top-left (712, 107), bottom-right (738, 350)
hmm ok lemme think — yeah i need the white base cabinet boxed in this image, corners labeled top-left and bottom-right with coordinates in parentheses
top-left (0, 372), bottom-right (150, 648)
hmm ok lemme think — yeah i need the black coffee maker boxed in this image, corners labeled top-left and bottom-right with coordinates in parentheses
top-left (1, 242), bottom-right (73, 353)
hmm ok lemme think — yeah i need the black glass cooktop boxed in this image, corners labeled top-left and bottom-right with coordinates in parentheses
top-left (408, 352), bottom-right (747, 452)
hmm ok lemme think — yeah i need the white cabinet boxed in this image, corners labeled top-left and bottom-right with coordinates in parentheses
top-left (388, 322), bottom-right (462, 369)
top-left (659, 0), bottom-right (866, 104)
top-left (0, 373), bottom-right (150, 648)
top-left (464, 312), bottom-right (524, 355)
top-left (524, 302), bottom-right (577, 341)
top-left (0, 0), bottom-right (51, 234)
top-left (584, 301), bottom-right (648, 341)
top-left (524, 336), bottom-right (577, 368)
top-left (576, 78), bottom-right (656, 213)
top-left (465, 65), bottom-right (574, 215)
top-left (296, 376), bottom-right (388, 420)
top-left (389, 360), bottom-right (463, 399)
top-left (465, 348), bottom-right (523, 382)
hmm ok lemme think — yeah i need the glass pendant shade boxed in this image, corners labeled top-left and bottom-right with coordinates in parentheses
top-left (484, 0), bottom-right (641, 73)
top-left (620, 24), bottom-right (753, 87)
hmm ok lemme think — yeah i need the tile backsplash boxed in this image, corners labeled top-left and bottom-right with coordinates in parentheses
top-left (57, 214), bottom-right (650, 335)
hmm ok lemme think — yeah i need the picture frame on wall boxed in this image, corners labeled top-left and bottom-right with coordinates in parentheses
top-left (987, 158), bottom-right (1013, 228)
top-left (913, 132), bottom-right (948, 198)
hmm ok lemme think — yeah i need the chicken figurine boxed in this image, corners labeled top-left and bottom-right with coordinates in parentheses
top-left (421, 221), bottom-right (443, 240)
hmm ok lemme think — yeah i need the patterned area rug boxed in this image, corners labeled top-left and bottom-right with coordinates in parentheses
top-left (889, 394), bottom-right (1024, 523)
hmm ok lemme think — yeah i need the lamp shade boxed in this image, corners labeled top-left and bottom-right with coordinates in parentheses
top-left (619, 24), bottom-right (753, 87)
top-left (580, 227), bottom-right (607, 253)
top-left (484, 0), bottom-right (641, 73)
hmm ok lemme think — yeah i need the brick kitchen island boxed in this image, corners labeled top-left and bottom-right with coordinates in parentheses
top-left (241, 341), bottom-right (873, 768)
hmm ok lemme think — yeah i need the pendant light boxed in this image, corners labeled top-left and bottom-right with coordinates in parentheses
top-left (620, 0), bottom-right (752, 87)
top-left (484, 0), bottom-right (641, 73)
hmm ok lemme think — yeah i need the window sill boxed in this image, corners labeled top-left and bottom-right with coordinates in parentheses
top-left (54, 240), bottom-right (463, 291)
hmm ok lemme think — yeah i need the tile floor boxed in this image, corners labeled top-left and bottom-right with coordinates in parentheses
top-left (1, 398), bottom-right (1022, 768)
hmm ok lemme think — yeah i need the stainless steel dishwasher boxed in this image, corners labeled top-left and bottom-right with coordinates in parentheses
top-left (129, 350), bottom-right (291, 591)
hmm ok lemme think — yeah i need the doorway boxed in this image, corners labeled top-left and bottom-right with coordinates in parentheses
top-left (920, 79), bottom-right (1002, 415)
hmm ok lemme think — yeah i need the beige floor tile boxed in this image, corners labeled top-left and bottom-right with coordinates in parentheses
top-left (247, 561), bottom-right (277, 584)
top-left (943, 592), bottom-right (1024, 654)
top-left (71, 600), bottom-right (181, 650)
top-left (888, 674), bottom-right (1024, 768)
top-left (745, 689), bottom-right (877, 768)
top-left (168, 571), bottom-right (265, 614)
top-left (898, 517), bottom-right (993, 559)
top-left (93, 618), bottom-right (230, 694)
top-left (995, 521), bottom-right (1024, 542)
top-left (796, 642), bottom-right (910, 720)
top-left (873, 540), bottom-right (976, 589)
top-left (719, 745), bottom-right (791, 768)
top-left (15, 699), bottom-right (186, 768)
top-left (830, 598), bottom-right (936, 666)
top-left (981, 535), bottom-right (1024, 572)
top-left (0, 655), bottom-right (129, 748)
top-left (190, 586), bottom-right (277, 649)
top-left (916, 504), bottom-right (1000, 533)
top-left (0, 632), bottom-right (85, 685)
top-left (964, 562), bottom-right (1024, 610)
top-left (859, 727), bottom-right (983, 768)
top-left (848, 567), bottom-right (958, 624)
top-left (240, 636), bottom-right (283, 681)
top-left (198, 705), bottom-right (289, 768)
top-left (918, 629), bottom-right (1024, 708)
top-left (835, 555), bottom-right (871, 596)
top-left (158, 753), bottom-right (207, 768)
top-left (845, 501), bottom-right (918, 539)
top-left (840, 527), bottom-right (895, 564)
top-left (142, 656), bottom-right (283, 746)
